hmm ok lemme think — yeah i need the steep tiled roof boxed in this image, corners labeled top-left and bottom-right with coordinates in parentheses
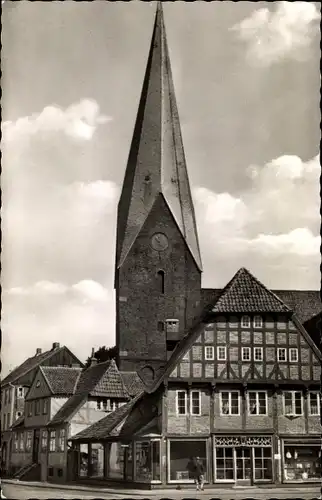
top-left (47, 394), bottom-right (85, 426)
top-left (202, 287), bottom-right (321, 324)
top-left (2, 349), bottom-right (58, 387)
top-left (212, 268), bottom-right (290, 314)
top-left (48, 360), bottom-right (129, 426)
top-left (272, 290), bottom-right (321, 324)
top-left (120, 371), bottom-right (145, 396)
top-left (41, 366), bottom-right (82, 396)
top-left (71, 394), bottom-right (142, 441)
top-left (74, 359), bottom-right (128, 398)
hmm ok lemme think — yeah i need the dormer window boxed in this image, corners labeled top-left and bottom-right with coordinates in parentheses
top-left (166, 319), bottom-right (179, 333)
top-left (253, 316), bottom-right (263, 328)
top-left (241, 316), bottom-right (250, 328)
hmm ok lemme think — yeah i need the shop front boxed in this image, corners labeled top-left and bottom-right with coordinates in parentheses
top-left (282, 439), bottom-right (321, 483)
top-left (213, 435), bottom-right (273, 485)
top-left (167, 438), bottom-right (209, 484)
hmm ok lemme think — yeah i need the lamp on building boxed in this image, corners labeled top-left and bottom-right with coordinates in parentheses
top-left (286, 451), bottom-right (292, 459)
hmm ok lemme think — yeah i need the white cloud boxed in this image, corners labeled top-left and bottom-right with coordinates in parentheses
top-left (194, 153), bottom-right (320, 288)
top-left (232, 1), bottom-right (320, 66)
top-left (2, 98), bottom-right (112, 142)
top-left (2, 280), bottom-right (115, 376)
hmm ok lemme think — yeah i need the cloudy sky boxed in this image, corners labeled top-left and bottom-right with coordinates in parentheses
top-left (2, 1), bottom-right (320, 375)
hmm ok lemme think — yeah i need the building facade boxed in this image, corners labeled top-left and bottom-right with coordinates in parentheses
top-left (1, 342), bottom-right (83, 476)
top-left (70, 2), bottom-right (321, 489)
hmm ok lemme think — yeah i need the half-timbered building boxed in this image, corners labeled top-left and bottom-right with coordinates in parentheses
top-left (69, 2), bottom-right (321, 489)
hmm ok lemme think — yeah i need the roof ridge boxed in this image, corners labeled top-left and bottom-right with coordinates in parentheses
top-left (2, 347), bottom-right (66, 387)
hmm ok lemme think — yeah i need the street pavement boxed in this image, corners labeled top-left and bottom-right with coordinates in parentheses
top-left (2, 481), bottom-right (321, 500)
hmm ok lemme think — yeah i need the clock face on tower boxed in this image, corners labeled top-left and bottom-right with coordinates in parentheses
top-left (151, 232), bottom-right (169, 251)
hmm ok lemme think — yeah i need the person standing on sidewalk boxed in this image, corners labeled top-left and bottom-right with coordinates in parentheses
top-left (187, 456), bottom-right (205, 491)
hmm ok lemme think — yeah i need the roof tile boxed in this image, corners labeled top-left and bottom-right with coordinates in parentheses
top-left (41, 366), bottom-right (82, 396)
top-left (212, 268), bottom-right (290, 314)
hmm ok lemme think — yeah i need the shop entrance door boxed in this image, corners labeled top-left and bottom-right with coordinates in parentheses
top-left (236, 447), bottom-right (252, 485)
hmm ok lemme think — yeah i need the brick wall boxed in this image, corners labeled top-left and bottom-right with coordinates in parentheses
top-left (117, 194), bottom-right (201, 373)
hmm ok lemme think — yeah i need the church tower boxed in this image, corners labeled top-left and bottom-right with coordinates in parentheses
top-left (115, 3), bottom-right (202, 379)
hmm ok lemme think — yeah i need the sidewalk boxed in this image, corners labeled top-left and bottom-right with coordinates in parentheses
top-left (2, 478), bottom-right (321, 496)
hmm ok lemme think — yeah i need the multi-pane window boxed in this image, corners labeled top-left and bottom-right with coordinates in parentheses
top-left (58, 429), bottom-right (65, 451)
top-left (254, 347), bottom-right (263, 361)
top-left (254, 448), bottom-right (272, 480)
top-left (27, 402), bottom-right (33, 417)
top-left (242, 347), bottom-right (251, 361)
top-left (41, 430), bottom-right (48, 451)
top-left (253, 316), bottom-right (263, 328)
top-left (284, 391), bottom-right (302, 416)
top-left (215, 447), bottom-right (234, 480)
top-left (49, 431), bottom-right (56, 452)
top-left (4, 389), bottom-right (8, 405)
top-left (176, 391), bottom-right (187, 415)
top-left (217, 346), bottom-right (226, 361)
top-left (241, 316), bottom-right (250, 328)
top-left (289, 348), bottom-right (298, 362)
top-left (35, 400), bottom-right (41, 415)
top-left (248, 391), bottom-right (267, 415)
top-left (17, 387), bottom-right (24, 399)
top-left (190, 391), bottom-right (201, 416)
top-left (13, 433), bottom-right (18, 451)
top-left (220, 391), bottom-right (239, 415)
top-left (309, 393), bottom-right (320, 416)
top-left (7, 413), bottom-right (10, 428)
top-left (205, 346), bottom-right (215, 360)
top-left (19, 433), bottom-right (24, 451)
top-left (26, 431), bottom-right (32, 451)
top-left (278, 348), bottom-right (287, 362)
top-left (43, 399), bottom-right (48, 414)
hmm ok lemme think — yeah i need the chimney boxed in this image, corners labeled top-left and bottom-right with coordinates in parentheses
top-left (52, 342), bottom-right (60, 350)
top-left (90, 347), bottom-right (97, 367)
top-left (36, 348), bottom-right (42, 356)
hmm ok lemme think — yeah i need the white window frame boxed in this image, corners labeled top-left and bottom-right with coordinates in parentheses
top-left (205, 346), bottom-right (215, 361)
top-left (167, 439), bottom-right (208, 483)
top-left (241, 315), bottom-right (250, 328)
top-left (278, 348), bottom-right (287, 362)
top-left (253, 315), bottom-right (263, 328)
top-left (13, 432), bottom-right (18, 451)
top-left (247, 391), bottom-right (268, 416)
top-left (289, 348), bottom-right (298, 362)
top-left (49, 430), bottom-right (56, 452)
top-left (19, 432), bottom-right (24, 451)
top-left (254, 347), bottom-right (263, 362)
top-left (283, 391), bottom-right (303, 416)
top-left (220, 390), bottom-right (240, 416)
top-left (17, 386), bottom-right (24, 399)
top-left (308, 392), bottom-right (320, 416)
top-left (217, 346), bottom-right (226, 361)
top-left (190, 390), bottom-right (201, 416)
top-left (26, 431), bottom-right (32, 451)
top-left (41, 430), bottom-right (48, 451)
top-left (242, 347), bottom-right (251, 361)
top-left (58, 429), bottom-right (65, 451)
top-left (176, 390), bottom-right (187, 416)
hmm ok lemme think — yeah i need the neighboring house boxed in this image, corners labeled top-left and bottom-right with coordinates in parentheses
top-left (10, 366), bottom-right (82, 480)
top-left (1, 342), bottom-right (83, 475)
top-left (69, 3), bottom-right (321, 489)
top-left (43, 358), bottom-right (133, 483)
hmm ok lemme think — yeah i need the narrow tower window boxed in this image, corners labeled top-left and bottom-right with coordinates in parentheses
top-left (157, 270), bottom-right (165, 294)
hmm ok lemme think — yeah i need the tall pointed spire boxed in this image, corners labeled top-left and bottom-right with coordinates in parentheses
top-left (116, 1), bottom-right (202, 272)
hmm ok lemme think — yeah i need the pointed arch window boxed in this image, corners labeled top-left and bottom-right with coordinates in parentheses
top-left (157, 270), bottom-right (165, 294)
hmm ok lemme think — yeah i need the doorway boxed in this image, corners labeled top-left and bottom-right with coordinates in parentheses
top-left (236, 448), bottom-right (252, 484)
top-left (33, 430), bottom-right (40, 463)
